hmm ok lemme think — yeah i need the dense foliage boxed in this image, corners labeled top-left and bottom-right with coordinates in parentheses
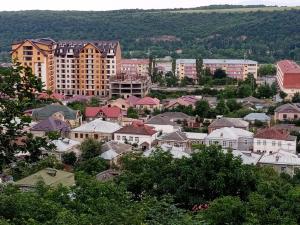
top-left (0, 8), bottom-right (300, 62)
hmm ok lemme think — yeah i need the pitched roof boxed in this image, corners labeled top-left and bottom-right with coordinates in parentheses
top-left (158, 131), bottom-right (188, 141)
top-left (96, 169), bottom-right (120, 182)
top-left (259, 150), bottom-right (300, 166)
top-left (209, 117), bottom-right (249, 129)
top-left (51, 138), bottom-right (80, 153)
top-left (223, 150), bottom-right (261, 165)
top-left (254, 128), bottom-right (296, 141)
top-left (184, 132), bottom-right (207, 140)
top-left (135, 97), bottom-right (160, 105)
top-left (126, 96), bottom-right (140, 105)
top-left (32, 104), bottom-right (79, 121)
top-left (159, 112), bottom-right (191, 120)
top-left (145, 115), bottom-right (178, 126)
top-left (72, 119), bottom-right (121, 133)
top-left (31, 117), bottom-right (70, 133)
top-left (206, 127), bottom-right (253, 140)
top-left (38, 93), bottom-right (66, 100)
top-left (102, 141), bottom-right (132, 155)
top-left (85, 106), bottom-right (122, 118)
top-left (242, 96), bottom-right (265, 104)
top-left (203, 59), bottom-right (257, 65)
top-left (275, 103), bottom-right (300, 113)
top-left (277, 60), bottom-right (300, 74)
top-left (115, 123), bottom-right (157, 136)
top-left (244, 113), bottom-right (271, 122)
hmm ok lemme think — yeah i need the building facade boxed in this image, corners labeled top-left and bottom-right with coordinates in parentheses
top-left (11, 38), bottom-right (56, 90)
top-left (121, 59), bottom-right (149, 77)
top-left (274, 103), bottom-right (300, 121)
top-left (203, 59), bottom-right (258, 80)
top-left (176, 59), bottom-right (197, 80)
top-left (276, 60), bottom-right (300, 98)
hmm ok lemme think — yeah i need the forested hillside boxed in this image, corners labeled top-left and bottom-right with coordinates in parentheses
top-left (0, 6), bottom-right (300, 62)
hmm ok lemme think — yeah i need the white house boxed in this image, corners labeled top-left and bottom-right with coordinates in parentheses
top-left (205, 127), bottom-right (254, 151)
top-left (145, 115), bottom-right (180, 134)
top-left (258, 150), bottom-right (300, 176)
top-left (253, 128), bottom-right (297, 154)
top-left (51, 138), bottom-right (81, 161)
top-left (114, 122), bottom-right (158, 150)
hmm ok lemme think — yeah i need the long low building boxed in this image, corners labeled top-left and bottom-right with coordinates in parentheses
top-left (276, 60), bottom-right (300, 99)
top-left (203, 59), bottom-right (258, 80)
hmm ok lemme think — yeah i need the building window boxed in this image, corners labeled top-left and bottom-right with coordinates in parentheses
top-left (80, 133), bottom-right (83, 138)
top-left (283, 114), bottom-right (287, 119)
top-left (117, 135), bottom-right (120, 140)
top-left (135, 137), bottom-right (139, 142)
top-left (257, 140), bottom-right (261, 145)
top-left (281, 166), bottom-right (286, 172)
top-left (94, 134), bottom-right (99, 139)
top-left (263, 140), bottom-right (266, 146)
top-left (272, 141), bottom-right (276, 146)
top-left (122, 136), bottom-right (126, 141)
top-left (75, 133), bottom-right (78, 138)
top-left (222, 141), bottom-right (226, 147)
top-left (129, 136), bottom-right (133, 141)
top-left (278, 141), bottom-right (282, 147)
top-left (85, 134), bottom-right (88, 138)
top-left (245, 139), bottom-right (248, 145)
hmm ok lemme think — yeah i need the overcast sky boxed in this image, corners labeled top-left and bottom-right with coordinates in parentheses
top-left (1, 0), bottom-right (299, 11)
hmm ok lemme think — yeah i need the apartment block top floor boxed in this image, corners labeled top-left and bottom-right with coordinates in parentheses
top-left (277, 60), bottom-right (300, 75)
top-left (203, 59), bottom-right (258, 65)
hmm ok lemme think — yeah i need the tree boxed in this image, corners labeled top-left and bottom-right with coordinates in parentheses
top-left (62, 152), bottom-right (77, 166)
top-left (292, 92), bottom-right (300, 103)
top-left (89, 97), bottom-right (100, 106)
top-left (204, 196), bottom-right (246, 225)
top-left (127, 107), bottom-right (139, 119)
top-left (237, 84), bottom-right (252, 98)
top-left (226, 99), bottom-right (242, 111)
top-left (194, 100), bottom-right (210, 118)
top-left (255, 84), bottom-right (273, 99)
top-left (75, 157), bottom-right (108, 175)
top-left (258, 64), bottom-right (276, 76)
top-left (171, 58), bottom-right (176, 75)
top-left (165, 75), bottom-right (178, 87)
top-left (80, 139), bottom-right (102, 161)
top-left (196, 58), bottom-right (203, 84)
top-left (244, 73), bottom-right (257, 93)
top-left (216, 98), bottom-right (229, 115)
top-left (214, 68), bottom-right (227, 79)
top-left (279, 91), bottom-right (288, 100)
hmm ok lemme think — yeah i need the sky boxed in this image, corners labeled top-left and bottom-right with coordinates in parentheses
top-left (1, 0), bottom-right (299, 11)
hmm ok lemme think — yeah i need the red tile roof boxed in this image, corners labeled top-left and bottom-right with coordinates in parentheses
top-left (115, 123), bottom-right (157, 136)
top-left (254, 128), bottom-right (290, 140)
top-left (126, 96), bottom-right (140, 105)
top-left (85, 106), bottom-right (122, 118)
top-left (278, 60), bottom-right (300, 89)
top-left (277, 60), bottom-right (300, 74)
top-left (135, 97), bottom-right (160, 105)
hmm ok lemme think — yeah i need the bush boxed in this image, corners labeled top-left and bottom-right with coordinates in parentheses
top-left (62, 152), bottom-right (77, 166)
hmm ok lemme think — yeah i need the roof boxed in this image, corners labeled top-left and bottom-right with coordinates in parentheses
top-left (272, 124), bottom-right (300, 132)
top-left (259, 150), bottom-right (300, 166)
top-left (184, 132), bottom-right (207, 140)
top-left (31, 117), bottom-right (70, 133)
top-left (223, 150), bottom-right (261, 165)
top-left (85, 106), bottom-right (122, 118)
top-left (158, 131), bottom-right (188, 142)
top-left (100, 149), bottom-right (119, 160)
top-left (121, 59), bottom-right (149, 65)
top-left (135, 97), bottom-right (160, 106)
top-left (275, 103), bottom-right (300, 113)
top-left (176, 59), bottom-right (196, 64)
top-left (65, 95), bottom-right (91, 103)
top-left (126, 96), bottom-right (140, 105)
top-left (115, 123), bottom-right (157, 136)
top-left (244, 113), bottom-right (271, 122)
top-left (206, 127), bottom-right (253, 140)
top-left (241, 96), bottom-right (265, 104)
top-left (203, 59), bottom-right (257, 65)
top-left (15, 168), bottom-right (75, 187)
top-left (145, 115), bottom-right (178, 126)
top-left (159, 112), bottom-right (191, 120)
top-left (32, 104), bottom-right (79, 121)
top-left (51, 138), bottom-right (80, 153)
top-left (166, 96), bottom-right (198, 108)
top-left (277, 60), bottom-right (300, 74)
top-left (38, 93), bottom-right (66, 100)
top-left (72, 119), bottom-right (121, 133)
top-left (254, 128), bottom-right (296, 141)
top-left (102, 141), bottom-right (132, 155)
top-left (144, 144), bottom-right (190, 159)
top-left (96, 169), bottom-right (120, 182)
top-left (209, 117), bottom-right (249, 129)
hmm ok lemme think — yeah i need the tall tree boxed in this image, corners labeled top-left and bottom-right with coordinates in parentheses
top-left (196, 58), bottom-right (203, 84)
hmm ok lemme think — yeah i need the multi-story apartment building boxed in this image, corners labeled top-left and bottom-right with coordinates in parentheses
top-left (156, 56), bottom-right (173, 75)
top-left (176, 59), bottom-right (197, 80)
top-left (276, 60), bottom-right (300, 99)
top-left (203, 59), bottom-right (258, 80)
top-left (110, 73), bottom-right (151, 99)
top-left (11, 38), bottom-right (56, 90)
top-left (55, 40), bottom-right (121, 96)
top-left (12, 38), bottom-right (121, 97)
top-left (121, 59), bottom-right (149, 77)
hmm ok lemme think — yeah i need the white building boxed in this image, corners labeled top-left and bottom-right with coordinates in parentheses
top-left (145, 115), bottom-right (181, 134)
top-left (205, 127), bottom-right (254, 151)
top-left (70, 119), bottom-right (121, 142)
top-left (51, 138), bottom-right (81, 161)
top-left (114, 123), bottom-right (158, 150)
top-left (223, 149), bottom-right (261, 165)
top-left (253, 128), bottom-right (297, 154)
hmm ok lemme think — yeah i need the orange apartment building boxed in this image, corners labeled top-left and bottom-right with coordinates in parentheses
top-left (11, 38), bottom-right (56, 90)
top-left (12, 38), bottom-right (121, 97)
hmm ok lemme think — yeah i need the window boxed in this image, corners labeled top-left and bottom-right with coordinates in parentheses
top-left (135, 137), bottom-right (139, 142)
top-left (75, 133), bottom-right (78, 138)
top-left (281, 166), bottom-right (286, 172)
top-left (245, 139), bottom-right (248, 145)
top-left (117, 135), bottom-right (120, 140)
top-left (122, 136), bottom-right (126, 141)
top-left (222, 141), bottom-right (226, 147)
top-left (129, 136), bottom-right (133, 141)
top-left (283, 114), bottom-right (287, 119)
top-left (272, 141), bottom-right (276, 146)
top-left (278, 141), bottom-right (282, 147)
top-left (85, 134), bottom-right (88, 138)
top-left (295, 114), bottom-right (298, 119)
top-left (80, 134), bottom-right (83, 138)
top-left (263, 140), bottom-right (266, 146)
top-left (94, 134), bottom-right (99, 139)
top-left (257, 140), bottom-right (261, 145)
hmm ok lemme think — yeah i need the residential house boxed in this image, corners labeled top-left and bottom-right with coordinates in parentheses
top-left (135, 97), bottom-right (161, 112)
top-left (243, 113), bottom-right (271, 124)
top-left (107, 98), bottom-right (131, 111)
top-left (100, 141), bottom-right (132, 164)
top-left (114, 122), bottom-right (158, 150)
top-left (30, 117), bottom-right (70, 137)
top-left (165, 96), bottom-right (199, 109)
top-left (96, 169), bottom-right (120, 182)
top-left (208, 117), bottom-right (249, 133)
top-left (51, 138), bottom-right (81, 161)
top-left (274, 103), bottom-right (300, 121)
top-left (70, 119), bottom-right (121, 142)
top-left (253, 128), bottom-right (297, 154)
top-left (223, 149), bottom-right (261, 165)
top-left (258, 150), bottom-right (300, 176)
top-left (145, 115), bottom-right (180, 134)
top-left (15, 168), bottom-right (75, 190)
top-left (85, 106), bottom-right (122, 122)
top-left (31, 104), bottom-right (82, 128)
top-left (238, 96), bottom-right (270, 111)
top-left (144, 144), bottom-right (190, 159)
top-left (205, 127), bottom-right (254, 151)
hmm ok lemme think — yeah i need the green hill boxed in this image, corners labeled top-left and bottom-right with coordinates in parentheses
top-left (0, 6), bottom-right (300, 63)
